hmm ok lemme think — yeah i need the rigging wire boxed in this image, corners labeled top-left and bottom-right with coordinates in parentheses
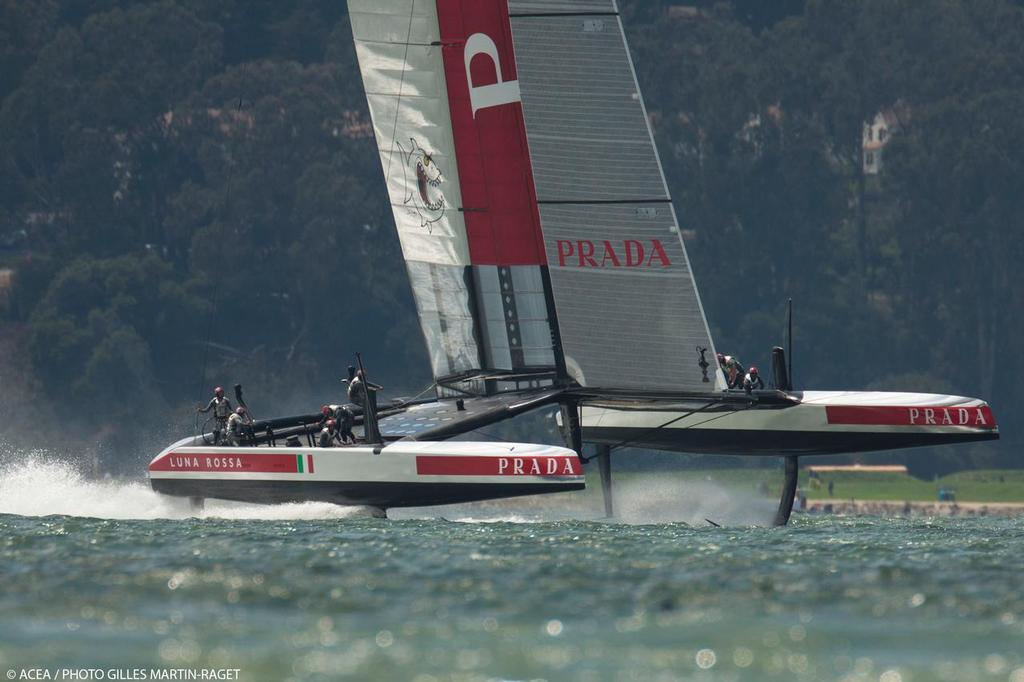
top-left (193, 86), bottom-right (247, 425)
top-left (383, 0), bottom-right (417, 180)
top-left (466, 428), bottom-right (509, 442)
top-left (193, 284), bottom-right (219, 402)
top-left (402, 381), bottom-right (440, 405)
top-left (579, 402), bottom-right (714, 460)
top-left (580, 399), bottom-right (757, 461)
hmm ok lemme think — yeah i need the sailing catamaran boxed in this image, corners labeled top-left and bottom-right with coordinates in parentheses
top-left (150, 0), bottom-right (997, 522)
top-left (348, 0), bottom-right (998, 523)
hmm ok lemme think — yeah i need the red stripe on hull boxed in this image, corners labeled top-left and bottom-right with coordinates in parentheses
top-left (416, 455), bottom-right (581, 476)
top-left (150, 452), bottom-right (300, 473)
top-left (436, 0), bottom-right (546, 266)
top-left (825, 405), bottom-right (996, 429)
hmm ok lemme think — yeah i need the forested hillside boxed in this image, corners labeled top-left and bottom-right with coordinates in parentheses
top-left (1, 0), bottom-right (1020, 474)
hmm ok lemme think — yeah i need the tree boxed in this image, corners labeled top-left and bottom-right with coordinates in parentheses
top-left (27, 254), bottom-right (208, 421)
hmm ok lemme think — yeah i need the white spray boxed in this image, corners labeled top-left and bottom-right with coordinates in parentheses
top-left (0, 452), bottom-right (369, 521)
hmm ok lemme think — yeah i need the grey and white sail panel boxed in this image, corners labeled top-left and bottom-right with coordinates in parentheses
top-left (508, 3), bottom-right (724, 391)
top-left (349, 0), bottom-right (479, 377)
top-left (508, 9), bottom-right (664, 202)
top-left (539, 202), bottom-right (716, 389)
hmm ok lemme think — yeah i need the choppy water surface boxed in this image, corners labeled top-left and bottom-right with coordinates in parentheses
top-left (1, 460), bottom-right (1022, 681)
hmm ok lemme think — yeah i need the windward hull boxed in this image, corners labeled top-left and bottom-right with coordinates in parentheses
top-left (580, 391), bottom-right (999, 456)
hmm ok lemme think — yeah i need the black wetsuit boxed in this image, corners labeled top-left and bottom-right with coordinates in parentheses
top-left (337, 406), bottom-right (355, 444)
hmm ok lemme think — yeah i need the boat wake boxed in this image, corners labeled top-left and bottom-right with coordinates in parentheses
top-left (0, 450), bottom-right (777, 526)
top-left (612, 476), bottom-right (777, 526)
top-left (392, 475), bottom-right (777, 526)
top-left (0, 454), bottom-right (372, 521)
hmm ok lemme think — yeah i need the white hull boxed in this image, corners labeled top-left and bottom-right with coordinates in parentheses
top-left (578, 390), bottom-right (998, 455)
top-left (149, 439), bottom-right (584, 508)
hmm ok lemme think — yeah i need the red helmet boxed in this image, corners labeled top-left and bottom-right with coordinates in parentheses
top-left (326, 419), bottom-right (337, 429)
top-left (214, 386), bottom-right (224, 397)
top-left (235, 406), bottom-right (246, 415)
top-left (749, 366), bottom-right (759, 375)
top-left (321, 405), bottom-right (331, 417)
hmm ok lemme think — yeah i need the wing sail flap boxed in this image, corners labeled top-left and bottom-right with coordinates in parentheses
top-left (508, 6), bottom-right (724, 391)
top-left (510, 13), bottom-right (667, 202)
top-left (540, 202), bottom-right (713, 389)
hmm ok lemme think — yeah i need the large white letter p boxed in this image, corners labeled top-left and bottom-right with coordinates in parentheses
top-left (464, 32), bottom-right (521, 117)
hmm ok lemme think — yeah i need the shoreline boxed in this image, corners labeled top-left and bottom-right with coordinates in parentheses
top-left (803, 499), bottom-right (1024, 517)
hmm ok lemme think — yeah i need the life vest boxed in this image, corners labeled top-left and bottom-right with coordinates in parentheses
top-left (318, 427), bottom-right (336, 448)
top-left (227, 412), bottom-right (247, 435)
top-left (347, 377), bottom-right (365, 404)
top-left (212, 396), bottom-right (232, 419)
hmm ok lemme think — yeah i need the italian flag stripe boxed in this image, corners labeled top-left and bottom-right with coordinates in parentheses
top-left (296, 454), bottom-right (304, 474)
top-left (307, 453), bottom-right (314, 474)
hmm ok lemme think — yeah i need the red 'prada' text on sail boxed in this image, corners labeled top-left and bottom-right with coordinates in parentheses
top-left (555, 239), bottom-right (672, 268)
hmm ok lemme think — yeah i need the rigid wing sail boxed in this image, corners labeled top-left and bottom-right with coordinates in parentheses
top-left (351, 0), bottom-right (997, 522)
top-left (350, 0), bottom-right (723, 396)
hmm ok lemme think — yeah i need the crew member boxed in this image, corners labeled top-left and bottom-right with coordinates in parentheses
top-left (197, 386), bottom-right (233, 444)
top-left (347, 369), bottom-right (383, 410)
top-left (318, 404), bottom-right (356, 444)
top-left (226, 406), bottom-right (251, 446)
top-left (743, 366), bottom-right (764, 393)
top-left (340, 365), bottom-right (356, 394)
top-left (718, 354), bottom-right (744, 389)
top-left (318, 419), bottom-right (340, 447)
top-left (337, 405), bottom-right (355, 444)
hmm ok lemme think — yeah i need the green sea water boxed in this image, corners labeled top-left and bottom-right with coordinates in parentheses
top-left (1, 459), bottom-right (1022, 681)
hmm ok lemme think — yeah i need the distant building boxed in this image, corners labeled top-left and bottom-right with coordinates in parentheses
top-left (863, 103), bottom-right (909, 175)
top-left (332, 110), bottom-right (373, 140)
top-left (0, 268), bottom-right (13, 312)
top-left (736, 104), bottom-right (782, 153)
top-left (667, 5), bottom-right (701, 20)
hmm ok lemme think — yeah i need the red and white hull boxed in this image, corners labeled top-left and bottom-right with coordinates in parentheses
top-left (580, 391), bottom-right (998, 456)
top-left (148, 440), bottom-right (584, 508)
